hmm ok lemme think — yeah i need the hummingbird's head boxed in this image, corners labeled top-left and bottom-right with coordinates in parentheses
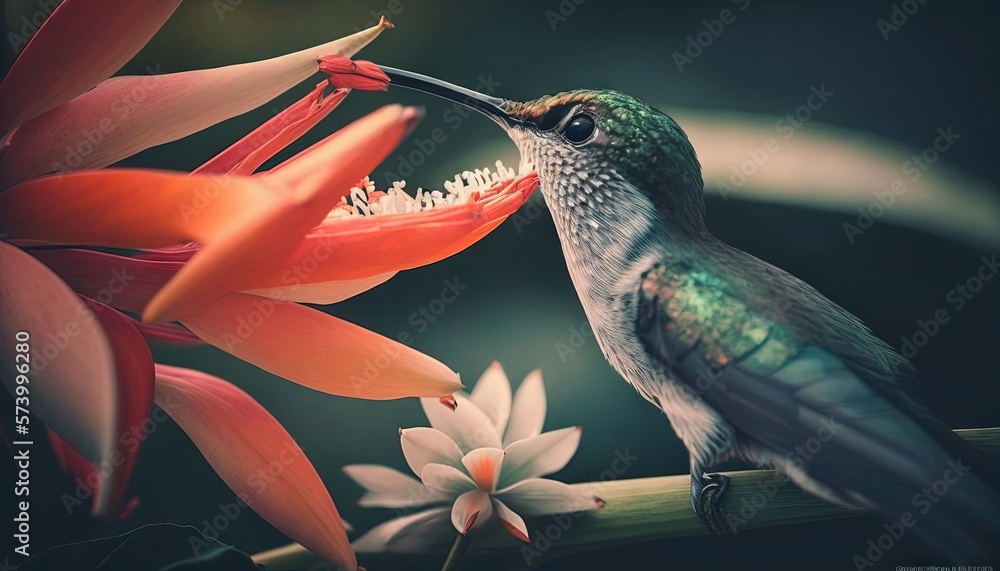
top-left (379, 67), bottom-right (707, 238)
top-left (498, 90), bottom-right (706, 234)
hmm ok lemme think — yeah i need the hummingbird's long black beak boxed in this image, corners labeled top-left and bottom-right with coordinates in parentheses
top-left (378, 66), bottom-right (522, 129)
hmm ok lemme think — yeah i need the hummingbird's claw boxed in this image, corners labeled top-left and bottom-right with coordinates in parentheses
top-left (692, 472), bottom-right (733, 535)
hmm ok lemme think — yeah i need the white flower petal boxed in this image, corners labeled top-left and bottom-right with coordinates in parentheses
top-left (469, 361), bottom-right (512, 435)
top-left (499, 427), bottom-right (582, 489)
top-left (504, 369), bottom-right (546, 446)
top-left (421, 393), bottom-right (502, 453)
top-left (450, 490), bottom-right (493, 535)
top-left (342, 464), bottom-right (446, 508)
top-left (495, 478), bottom-right (603, 517)
top-left (420, 463), bottom-right (476, 496)
top-left (492, 498), bottom-right (530, 543)
top-left (461, 448), bottom-right (505, 492)
top-left (351, 507), bottom-right (452, 554)
top-left (401, 427), bottom-right (464, 477)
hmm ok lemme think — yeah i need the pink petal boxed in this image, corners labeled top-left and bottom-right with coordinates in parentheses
top-left (318, 57), bottom-right (390, 91)
top-left (461, 448), bottom-right (505, 492)
top-left (400, 427), bottom-right (464, 477)
top-left (194, 81), bottom-right (348, 176)
top-left (0, 243), bottom-right (136, 514)
top-left (342, 465), bottom-right (446, 508)
top-left (0, 18), bottom-right (393, 186)
top-left (499, 427), bottom-right (582, 489)
top-left (450, 490), bottom-right (492, 535)
top-left (420, 394), bottom-right (502, 453)
top-left (0, 0), bottom-right (182, 134)
top-left (504, 370), bottom-right (547, 446)
top-left (153, 364), bottom-right (356, 570)
top-left (468, 362), bottom-right (512, 435)
top-left (78, 296), bottom-right (155, 517)
top-left (180, 293), bottom-right (462, 400)
top-left (492, 498), bottom-right (530, 543)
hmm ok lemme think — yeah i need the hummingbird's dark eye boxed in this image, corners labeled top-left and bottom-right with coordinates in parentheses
top-left (563, 114), bottom-right (597, 144)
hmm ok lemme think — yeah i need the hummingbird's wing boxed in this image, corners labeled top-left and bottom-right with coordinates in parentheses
top-left (636, 260), bottom-right (1000, 557)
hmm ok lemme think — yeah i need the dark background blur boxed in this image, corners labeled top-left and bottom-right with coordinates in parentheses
top-left (3, 0), bottom-right (998, 569)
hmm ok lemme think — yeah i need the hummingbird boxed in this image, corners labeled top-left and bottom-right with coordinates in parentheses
top-left (377, 66), bottom-right (1000, 557)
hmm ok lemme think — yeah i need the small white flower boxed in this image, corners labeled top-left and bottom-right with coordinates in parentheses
top-left (345, 362), bottom-right (603, 553)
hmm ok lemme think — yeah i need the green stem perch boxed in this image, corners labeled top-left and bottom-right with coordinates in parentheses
top-left (253, 428), bottom-right (1000, 570)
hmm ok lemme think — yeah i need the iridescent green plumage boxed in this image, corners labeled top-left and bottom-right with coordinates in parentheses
top-left (640, 265), bottom-right (804, 374)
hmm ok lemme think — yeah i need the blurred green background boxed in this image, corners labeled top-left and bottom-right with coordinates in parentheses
top-left (4, 0), bottom-right (998, 569)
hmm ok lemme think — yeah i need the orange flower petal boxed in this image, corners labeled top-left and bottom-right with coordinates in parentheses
top-left (0, 105), bottom-right (421, 322)
top-left (243, 272), bottom-right (398, 305)
top-left (145, 105), bottom-right (421, 322)
top-left (194, 82), bottom-right (348, 176)
top-left (0, 0), bottom-right (182, 134)
top-left (0, 169), bottom-right (280, 248)
top-left (257, 174), bottom-right (538, 286)
top-left (180, 293), bottom-right (462, 400)
top-left (0, 17), bottom-right (392, 186)
top-left (0, 243), bottom-right (153, 516)
top-left (153, 364), bottom-right (356, 570)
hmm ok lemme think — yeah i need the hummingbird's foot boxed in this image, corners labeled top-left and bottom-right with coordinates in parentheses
top-left (691, 472), bottom-right (732, 535)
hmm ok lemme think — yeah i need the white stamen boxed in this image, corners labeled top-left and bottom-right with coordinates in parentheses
top-left (324, 159), bottom-right (532, 222)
